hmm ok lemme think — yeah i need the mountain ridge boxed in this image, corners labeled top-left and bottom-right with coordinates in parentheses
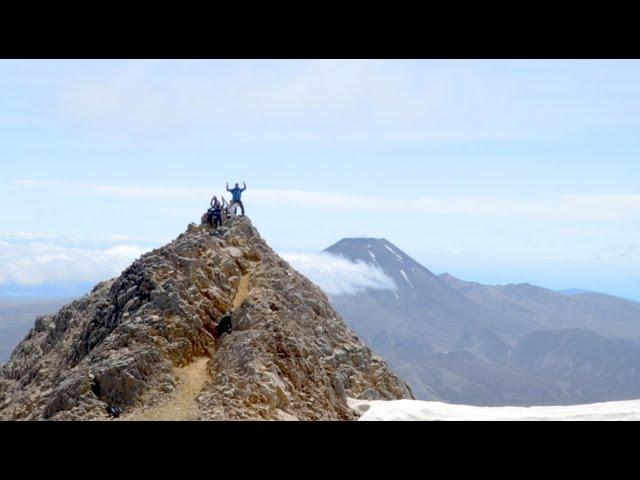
top-left (0, 217), bottom-right (411, 420)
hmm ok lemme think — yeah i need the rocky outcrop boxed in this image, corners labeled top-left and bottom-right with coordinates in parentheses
top-left (0, 216), bottom-right (411, 420)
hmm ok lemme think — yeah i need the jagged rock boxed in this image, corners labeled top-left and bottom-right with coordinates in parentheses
top-left (0, 216), bottom-right (411, 420)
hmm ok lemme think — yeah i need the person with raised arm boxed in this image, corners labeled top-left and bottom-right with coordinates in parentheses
top-left (221, 195), bottom-right (229, 222)
top-left (226, 182), bottom-right (247, 216)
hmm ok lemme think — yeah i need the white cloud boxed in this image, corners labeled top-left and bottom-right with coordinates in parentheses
top-left (0, 230), bottom-right (397, 294)
top-left (0, 229), bottom-right (166, 247)
top-left (281, 252), bottom-right (396, 296)
top-left (13, 179), bottom-right (640, 221)
top-left (253, 190), bottom-right (640, 220)
top-left (0, 232), bottom-right (61, 242)
top-left (12, 179), bottom-right (208, 202)
top-left (0, 240), bottom-right (147, 287)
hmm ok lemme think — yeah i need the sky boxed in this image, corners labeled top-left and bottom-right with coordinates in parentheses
top-left (0, 60), bottom-right (638, 300)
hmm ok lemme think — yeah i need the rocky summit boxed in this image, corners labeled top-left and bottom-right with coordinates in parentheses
top-left (0, 216), bottom-right (411, 420)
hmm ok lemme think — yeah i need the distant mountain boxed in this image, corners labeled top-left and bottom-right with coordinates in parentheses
top-left (557, 288), bottom-right (593, 296)
top-left (325, 239), bottom-right (508, 363)
top-left (326, 238), bottom-right (640, 406)
top-left (440, 274), bottom-right (640, 340)
top-left (326, 238), bottom-right (515, 402)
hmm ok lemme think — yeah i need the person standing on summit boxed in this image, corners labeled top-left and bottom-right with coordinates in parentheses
top-left (227, 182), bottom-right (247, 216)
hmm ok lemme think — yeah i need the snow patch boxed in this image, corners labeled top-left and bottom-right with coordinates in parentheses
top-left (400, 269), bottom-right (414, 290)
top-left (348, 398), bottom-right (640, 421)
top-left (383, 244), bottom-right (404, 262)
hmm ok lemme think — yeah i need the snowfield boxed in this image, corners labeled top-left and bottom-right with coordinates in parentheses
top-left (347, 398), bottom-right (640, 421)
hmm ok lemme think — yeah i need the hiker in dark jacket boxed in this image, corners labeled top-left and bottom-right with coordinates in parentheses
top-left (226, 182), bottom-right (246, 215)
top-left (210, 196), bottom-right (223, 229)
top-left (207, 196), bottom-right (220, 226)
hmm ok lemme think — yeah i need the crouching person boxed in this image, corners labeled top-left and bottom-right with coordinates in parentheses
top-left (208, 196), bottom-right (223, 229)
top-left (216, 311), bottom-right (233, 337)
top-left (212, 203), bottom-right (222, 229)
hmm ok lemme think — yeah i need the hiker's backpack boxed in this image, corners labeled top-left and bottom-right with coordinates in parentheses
top-left (106, 405), bottom-right (122, 418)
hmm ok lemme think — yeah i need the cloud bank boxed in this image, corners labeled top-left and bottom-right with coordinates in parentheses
top-left (0, 232), bottom-right (397, 296)
top-left (0, 237), bottom-right (148, 287)
top-left (281, 252), bottom-right (396, 296)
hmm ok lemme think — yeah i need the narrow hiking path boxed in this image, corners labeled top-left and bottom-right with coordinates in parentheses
top-left (233, 272), bottom-right (251, 309)
top-left (122, 357), bottom-right (210, 421)
top-left (121, 269), bottom-right (255, 421)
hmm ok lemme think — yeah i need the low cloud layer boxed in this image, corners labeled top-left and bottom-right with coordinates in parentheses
top-left (0, 237), bottom-right (148, 287)
top-left (0, 234), bottom-right (397, 297)
top-left (281, 252), bottom-right (396, 296)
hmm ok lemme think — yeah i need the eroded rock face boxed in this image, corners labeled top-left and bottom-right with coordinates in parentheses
top-left (0, 217), bottom-right (411, 420)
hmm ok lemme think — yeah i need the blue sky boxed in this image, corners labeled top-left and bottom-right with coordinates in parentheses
top-left (0, 60), bottom-right (638, 300)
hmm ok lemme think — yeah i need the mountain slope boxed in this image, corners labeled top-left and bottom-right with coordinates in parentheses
top-left (0, 217), bottom-right (411, 421)
top-left (510, 329), bottom-right (640, 402)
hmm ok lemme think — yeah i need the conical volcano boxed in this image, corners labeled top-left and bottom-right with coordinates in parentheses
top-left (0, 217), bottom-right (411, 420)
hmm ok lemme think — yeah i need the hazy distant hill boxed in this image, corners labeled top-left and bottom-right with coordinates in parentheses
top-left (0, 298), bottom-right (71, 363)
top-left (557, 288), bottom-right (593, 295)
top-left (440, 274), bottom-right (640, 341)
top-left (326, 238), bottom-right (640, 405)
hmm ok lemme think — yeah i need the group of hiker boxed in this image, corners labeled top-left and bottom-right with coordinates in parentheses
top-left (205, 182), bottom-right (247, 229)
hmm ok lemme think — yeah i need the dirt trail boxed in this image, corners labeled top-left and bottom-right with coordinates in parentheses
top-left (123, 357), bottom-right (210, 421)
top-left (233, 273), bottom-right (251, 309)
top-left (122, 271), bottom-right (254, 421)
